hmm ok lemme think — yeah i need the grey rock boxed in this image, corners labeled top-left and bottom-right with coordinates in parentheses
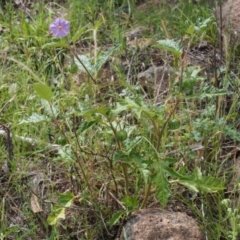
top-left (215, 0), bottom-right (240, 41)
top-left (137, 66), bottom-right (170, 95)
top-left (119, 209), bottom-right (204, 240)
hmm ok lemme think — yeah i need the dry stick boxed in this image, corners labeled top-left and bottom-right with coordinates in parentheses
top-left (108, 191), bottom-right (126, 210)
top-left (215, 0), bottom-right (223, 118)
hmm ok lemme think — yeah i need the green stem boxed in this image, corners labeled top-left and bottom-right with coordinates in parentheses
top-left (108, 121), bottom-right (129, 195)
top-left (122, 163), bottom-right (129, 195)
top-left (49, 102), bottom-right (92, 192)
top-left (70, 47), bottom-right (97, 85)
top-left (140, 183), bottom-right (151, 209)
top-left (156, 98), bottom-right (180, 151)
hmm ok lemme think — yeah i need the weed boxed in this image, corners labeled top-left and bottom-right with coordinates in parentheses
top-left (0, 0), bottom-right (240, 239)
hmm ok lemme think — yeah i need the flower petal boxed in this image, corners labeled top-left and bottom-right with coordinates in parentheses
top-left (49, 18), bottom-right (70, 38)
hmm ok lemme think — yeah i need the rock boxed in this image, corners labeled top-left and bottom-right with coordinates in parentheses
top-left (119, 208), bottom-right (204, 240)
top-left (215, 0), bottom-right (240, 42)
top-left (137, 66), bottom-right (170, 96)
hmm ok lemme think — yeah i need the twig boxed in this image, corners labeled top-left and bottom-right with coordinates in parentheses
top-left (108, 191), bottom-right (126, 210)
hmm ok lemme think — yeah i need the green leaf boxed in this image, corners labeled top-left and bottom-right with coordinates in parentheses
top-left (74, 55), bottom-right (94, 74)
top-left (57, 146), bottom-right (74, 163)
top-left (224, 125), bottom-right (240, 142)
top-left (42, 42), bottom-right (68, 49)
top-left (156, 184), bottom-right (171, 207)
top-left (79, 106), bottom-right (109, 118)
top-left (18, 113), bottom-right (50, 125)
top-left (186, 24), bottom-right (195, 35)
top-left (152, 161), bottom-right (172, 207)
top-left (95, 46), bottom-right (118, 72)
top-left (125, 136), bottom-right (142, 153)
top-left (47, 208), bottom-right (66, 225)
top-left (108, 211), bottom-right (124, 227)
top-left (74, 46), bottom-right (118, 75)
top-left (34, 83), bottom-right (53, 101)
top-left (77, 121), bottom-right (97, 134)
top-left (47, 192), bottom-right (75, 226)
top-left (196, 17), bottom-right (212, 31)
top-left (155, 39), bottom-right (182, 57)
top-left (141, 168), bottom-right (151, 184)
top-left (113, 150), bottom-right (128, 162)
top-left (72, 25), bottom-right (90, 44)
top-left (167, 167), bottom-right (224, 193)
top-left (41, 99), bottom-right (59, 116)
top-left (113, 149), bottom-right (144, 164)
top-left (57, 192), bottom-right (75, 207)
top-left (111, 102), bottom-right (129, 117)
top-left (122, 196), bottom-right (138, 210)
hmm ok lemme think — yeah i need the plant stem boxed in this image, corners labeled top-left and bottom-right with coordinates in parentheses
top-left (70, 47), bottom-right (97, 85)
top-left (108, 120), bottom-right (129, 195)
top-left (140, 183), bottom-right (151, 209)
top-left (49, 102), bottom-right (92, 192)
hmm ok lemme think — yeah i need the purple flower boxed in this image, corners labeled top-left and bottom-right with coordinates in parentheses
top-left (49, 18), bottom-right (70, 37)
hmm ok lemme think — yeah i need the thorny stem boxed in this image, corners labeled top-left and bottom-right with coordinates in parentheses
top-left (48, 102), bottom-right (92, 193)
top-left (108, 120), bottom-right (129, 196)
top-left (156, 51), bottom-right (186, 151)
top-left (70, 47), bottom-right (97, 85)
top-left (140, 183), bottom-right (151, 209)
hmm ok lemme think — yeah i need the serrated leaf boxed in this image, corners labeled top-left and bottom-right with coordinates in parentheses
top-left (58, 146), bottom-right (74, 163)
top-left (224, 125), bottom-right (240, 142)
top-left (167, 167), bottom-right (224, 193)
top-left (34, 83), bottom-right (53, 101)
top-left (152, 161), bottom-right (172, 207)
top-left (122, 196), bottom-right (138, 209)
top-left (156, 184), bottom-right (171, 207)
top-left (197, 175), bottom-right (224, 192)
top-left (18, 113), bottom-right (49, 125)
top-left (111, 102), bottom-right (129, 116)
top-left (177, 180), bottom-right (199, 192)
top-left (156, 39), bottom-right (182, 57)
